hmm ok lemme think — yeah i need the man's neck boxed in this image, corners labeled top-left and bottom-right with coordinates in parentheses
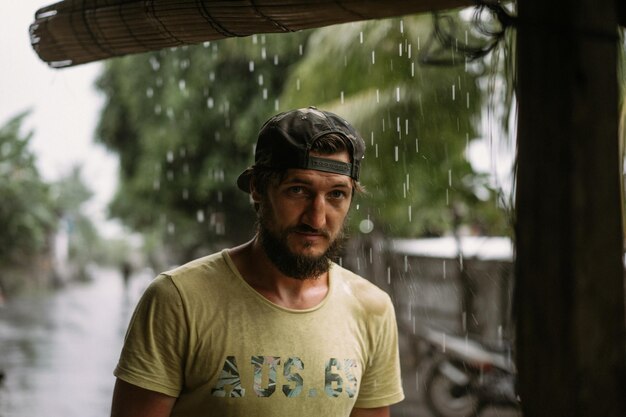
top-left (228, 238), bottom-right (330, 310)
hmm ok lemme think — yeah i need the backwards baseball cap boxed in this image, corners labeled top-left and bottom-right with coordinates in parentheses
top-left (237, 106), bottom-right (365, 193)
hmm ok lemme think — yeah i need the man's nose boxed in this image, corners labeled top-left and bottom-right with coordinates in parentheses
top-left (302, 194), bottom-right (327, 229)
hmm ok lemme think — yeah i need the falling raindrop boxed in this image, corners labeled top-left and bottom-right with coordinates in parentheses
top-left (299, 44), bottom-right (304, 55)
top-left (166, 150), bottom-right (174, 163)
top-left (452, 84), bottom-right (456, 101)
top-left (273, 55), bottom-right (279, 65)
top-left (340, 91), bottom-right (345, 104)
top-left (207, 97), bottom-right (214, 109)
top-left (359, 31), bottom-right (364, 43)
top-left (400, 20), bottom-right (404, 34)
top-left (296, 78), bottom-right (301, 91)
top-left (398, 43), bottom-right (402, 57)
top-left (371, 50), bottom-right (376, 64)
top-left (262, 88), bottom-right (268, 100)
top-left (274, 99), bottom-right (280, 111)
top-left (146, 87), bottom-right (154, 98)
top-left (149, 56), bottom-right (160, 71)
top-left (249, 61), bottom-right (255, 72)
top-left (258, 74), bottom-right (264, 86)
top-left (197, 210), bottom-right (205, 223)
top-left (261, 47), bottom-right (267, 60)
top-left (394, 146), bottom-right (399, 162)
top-left (182, 189), bottom-right (189, 200)
top-left (359, 219), bottom-right (374, 234)
top-left (396, 87), bottom-right (400, 102)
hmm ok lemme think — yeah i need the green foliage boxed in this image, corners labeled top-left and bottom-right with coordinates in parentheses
top-left (50, 166), bottom-right (103, 279)
top-left (0, 112), bottom-right (56, 265)
top-left (281, 14), bottom-right (510, 236)
top-left (97, 14), bottom-right (512, 263)
top-left (96, 33), bottom-right (311, 263)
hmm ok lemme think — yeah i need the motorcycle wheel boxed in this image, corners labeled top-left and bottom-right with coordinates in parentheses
top-left (426, 364), bottom-right (480, 417)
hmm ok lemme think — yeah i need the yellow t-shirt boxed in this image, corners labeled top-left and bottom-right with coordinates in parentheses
top-left (115, 250), bottom-right (404, 416)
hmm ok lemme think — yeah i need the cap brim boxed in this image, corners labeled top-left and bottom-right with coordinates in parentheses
top-left (237, 167), bottom-right (253, 193)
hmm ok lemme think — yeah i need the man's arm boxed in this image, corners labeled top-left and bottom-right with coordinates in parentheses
top-left (111, 378), bottom-right (177, 417)
top-left (350, 406), bottom-right (390, 417)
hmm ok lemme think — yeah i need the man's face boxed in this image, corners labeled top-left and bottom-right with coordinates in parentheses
top-left (254, 150), bottom-right (353, 280)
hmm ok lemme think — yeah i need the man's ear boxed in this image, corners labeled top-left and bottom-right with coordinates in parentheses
top-left (250, 181), bottom-right (262, 203)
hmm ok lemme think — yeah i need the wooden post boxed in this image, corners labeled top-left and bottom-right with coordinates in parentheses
top-left (515, 0), bottom-right (626, 415)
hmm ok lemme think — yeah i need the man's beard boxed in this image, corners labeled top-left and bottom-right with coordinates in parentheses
top-left (257, 212), bottom-right (346, 280)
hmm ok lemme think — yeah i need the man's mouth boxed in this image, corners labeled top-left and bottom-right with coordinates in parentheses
top-left (291, 225), bottom-right (330, 239)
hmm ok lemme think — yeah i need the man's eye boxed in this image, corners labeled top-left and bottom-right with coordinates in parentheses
top-left (288, 186), bottom-right (305, 195)
top-left (329, 190), bottom-right (347, 199)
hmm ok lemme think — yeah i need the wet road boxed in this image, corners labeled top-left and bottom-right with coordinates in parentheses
top-left (0, 268), bottom-right (149, 417)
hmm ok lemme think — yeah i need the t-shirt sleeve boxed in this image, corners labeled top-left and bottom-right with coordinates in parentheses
top-left (354, 295), bottom-right (405, 408)
top-left (114, 274), bottom-right (188, 397)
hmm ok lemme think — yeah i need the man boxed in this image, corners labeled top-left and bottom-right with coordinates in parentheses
top-left (111, 107), bottom-right (405, 417)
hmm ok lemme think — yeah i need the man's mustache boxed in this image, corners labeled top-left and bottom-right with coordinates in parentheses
top-left (288, 224), bottom-right (331, 238)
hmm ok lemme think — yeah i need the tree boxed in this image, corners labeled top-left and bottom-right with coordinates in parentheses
top-left (97, 14), bottom-right (511, 269)
top-left (0, 112), bottom-right (56, 267)
top-left (280, 13), bottom-right (510, 237)
top-left (96, 33), bottom-right (310, 267)
top-left (50, 166), bottom-right (101, 281)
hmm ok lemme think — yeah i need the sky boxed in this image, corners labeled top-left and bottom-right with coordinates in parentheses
top-left (1, 2), bottom-right (121, 237)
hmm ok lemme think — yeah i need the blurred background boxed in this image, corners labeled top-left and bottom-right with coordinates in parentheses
top-left (1, 2), bottom-right (620, 416)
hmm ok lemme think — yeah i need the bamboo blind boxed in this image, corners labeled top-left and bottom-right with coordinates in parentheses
top-left (29, 0), bottom-right (474, 68)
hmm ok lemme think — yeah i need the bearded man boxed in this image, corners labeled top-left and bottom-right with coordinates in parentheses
top-left (111, 107), bottom-right (405, 417)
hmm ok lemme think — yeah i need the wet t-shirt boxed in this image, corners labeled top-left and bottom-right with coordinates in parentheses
top-left (114, 250), bottom-right (404, 416)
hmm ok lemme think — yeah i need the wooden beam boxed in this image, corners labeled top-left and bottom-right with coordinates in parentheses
top-left (515, 0), bottom-right (626, 415)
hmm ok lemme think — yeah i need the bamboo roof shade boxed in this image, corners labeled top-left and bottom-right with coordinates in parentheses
top-left (29, 0), bottom-right (476, 68)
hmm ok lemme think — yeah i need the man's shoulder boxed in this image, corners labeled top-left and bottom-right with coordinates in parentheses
top-left (331, 263), bottom-right (393, 316)
top-left (161, 250), bottom-right (230, 283)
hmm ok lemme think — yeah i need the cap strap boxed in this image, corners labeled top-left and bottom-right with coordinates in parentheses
top-left (306, 156), bottom-right (353, 178)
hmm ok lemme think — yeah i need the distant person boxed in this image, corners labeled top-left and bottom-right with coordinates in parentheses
top-left (120, 261), bottom-right (132, 287)
top-left (110, 107), bottom-right (405, 417)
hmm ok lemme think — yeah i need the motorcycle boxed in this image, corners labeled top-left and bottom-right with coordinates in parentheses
top-left (416, 327), bottom-right (520, 417)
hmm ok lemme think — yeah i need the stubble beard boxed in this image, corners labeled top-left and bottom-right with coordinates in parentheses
top-left (257, 207), bottom-right (347, 281)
